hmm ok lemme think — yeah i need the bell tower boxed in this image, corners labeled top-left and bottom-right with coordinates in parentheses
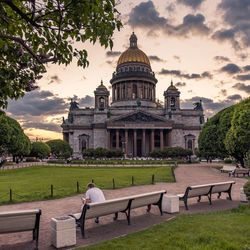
top-left (164, 80), bottom-right (180, 111)
top-left (94, 80), bottom-right (109, 110)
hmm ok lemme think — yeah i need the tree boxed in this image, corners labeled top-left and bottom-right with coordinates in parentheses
top-left (225, 99), bottom-right (250, 167)
top-left (0, 112), bottom-right (31, 157)
top-left (31, 142), bottom-right (51, 159)
top-left (0, 0), bottom-right (122, 108)
top-left (46, 139), bottom-right (72, 159)
top-left (198, 105), bottom-right (235, 158)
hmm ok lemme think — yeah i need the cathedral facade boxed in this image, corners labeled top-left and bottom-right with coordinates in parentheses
top-left (62, 33), bottom-right (204, 158)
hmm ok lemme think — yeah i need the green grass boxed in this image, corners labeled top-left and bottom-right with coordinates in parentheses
top-left (0, 165), bottom-right (173, 204)
top-left (77, 205), bottom-right (250, 250)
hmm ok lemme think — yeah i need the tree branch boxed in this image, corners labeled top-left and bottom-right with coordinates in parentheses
top-left (4, 0), bottom-right (41, 27)
top-left (0, 34), bottom-right (57, 64)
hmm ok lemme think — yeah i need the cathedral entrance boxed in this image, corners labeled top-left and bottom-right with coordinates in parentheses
top-left (137, 139), bottom-right (142, 157)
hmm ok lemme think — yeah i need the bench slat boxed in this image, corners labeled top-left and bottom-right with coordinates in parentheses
top-left (0, 215), bottom-right (36, 233)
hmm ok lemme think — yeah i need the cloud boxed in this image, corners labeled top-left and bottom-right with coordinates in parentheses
top-left (243, 65), bottom-right (250, 72)
top-left (78, 95), bottom-right (94, 107)
top-left (128, 1), bottom-right (210, 38)
top-left (217, 0), bottom-right (250, 48)
top-left (158, 68), bottom-right (212, 80)
top-left (232, 83), bottom-right (250, 94)
top-left (220, 63), bottom-right (241, 74)
top-left (219, 89), bottom-right (227, 96)
top-left (235, 74), bottom-right (250, 81)
top-left (211, 29), bottom-right (240, 49)
top-left (181, 96), bottom-right (242, 117)
top-left (7, 89), bottom-right (67, 116)
top-left (106, 51), bottom-right (122, 57)
top-left (214, 56), bottom-right (230, 63)
top-left (173, 55), bottom-right (181, 62)
top-left (148, 55), bottom-right (164, 62)
top-left (166, 3), bottom-right (175, 13)
top-left (128, 1), bottom-right (167, 28)
top-left (177, 0), bottom-right (205, 9)
top-left (175, 82), bottom-right (186, 87)
top-left (48, 74), bottom-right (61, 84)
top-left (227, 94), bottom-right (242, 101)
top-left (22, 122), bottom-right (62, 132)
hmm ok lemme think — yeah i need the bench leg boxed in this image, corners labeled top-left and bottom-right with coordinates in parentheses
top-left (147, 204), bottom-right (151, 213)
top-left (80, 221), bottom-right (85, 238)
top-left (197, 195), bottom-right (201, 202)
top-left (184, 199), bottom-right (188, 210)
top-left (218, 192), bottom-right (221, 199)
top-left (113, 212), bottom-right (118, 221)
top-left (208, 194), bottom-right (212, 205)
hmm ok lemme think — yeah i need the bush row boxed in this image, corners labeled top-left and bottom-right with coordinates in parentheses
top-left (82, 148), bottom-right (124, 158)
top-left (150, 147), bottom-right (193, 158)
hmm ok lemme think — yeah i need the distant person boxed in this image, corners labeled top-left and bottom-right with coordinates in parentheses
top-left (0, 157), bottom-right (2, 168)
top-left (81, 183), bottom-right (105, 223)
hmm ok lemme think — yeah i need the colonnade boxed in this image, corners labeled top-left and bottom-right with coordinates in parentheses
top-left (112, 81), bottom-right (155, 102)
top-left (107, 128), bottom-right (172, 157)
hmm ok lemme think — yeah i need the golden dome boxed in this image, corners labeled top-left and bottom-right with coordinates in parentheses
top-left (117, 33), bottom-right (151, 67)
top-left (167, 80), bottom-right (177, 90)
top-left (97, 80), bottom-right (107, 89)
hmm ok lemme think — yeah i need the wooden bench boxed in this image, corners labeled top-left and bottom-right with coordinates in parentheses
top-left (220, 165), bottom-right (236, 173)
top-left (178, 181), bottom-right (235, 210)
top-left (231, 168), bottom-right (250, 177)
top-left (69, 190), bottom-right (166, 237)
top-left (0, 209), bottom-right (42, 250)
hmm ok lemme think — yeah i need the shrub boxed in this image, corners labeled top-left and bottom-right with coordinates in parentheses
top-left (150, 147), bottom-right (192, 159)
top-left (243, 181), bottom-right (250, 203)
top-left (25, 157), bottom-right (37, 162)
top-left (83, 148), bottom-right (124, 159)
top-left (224, 159), bottom-right (232, 164)
top-left (150, 149), bottom-right (162, 158)
top-left (47, 160), bottom-right (66, 164)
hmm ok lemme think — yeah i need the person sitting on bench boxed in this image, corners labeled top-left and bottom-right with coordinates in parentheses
top-left (82, 183), bottom-right (105, 224)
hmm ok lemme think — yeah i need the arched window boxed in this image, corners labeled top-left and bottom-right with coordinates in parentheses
top-left (187, 140), bottom-right (193, 150)
top-left (99, 97), bottom-right (105, 109)
top-left (170, 97), bottom-right (176, 108)
top-left (82, 139), bottom-right (87, 150)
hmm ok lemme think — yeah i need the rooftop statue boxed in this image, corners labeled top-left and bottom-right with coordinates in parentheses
top-left (70, 99), bottom-right (79, 110)
top-left (193, 99), bottom-right (203, 111)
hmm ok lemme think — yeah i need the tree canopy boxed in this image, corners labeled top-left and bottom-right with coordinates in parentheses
top-left (0, 0), bottom-right (122, 108)
top-left (46, 139), bottom-right (72, 159)
top-left (198, 98), bottom-right (250, 166)
top-left (0, 112), bottom-right (31, 157)
top-left (225, 99), bottom-right (250, 166)
top-left (30, 142), bottom-right (51, 159)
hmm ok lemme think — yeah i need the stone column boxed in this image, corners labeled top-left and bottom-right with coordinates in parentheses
top-left (107, 130), bottom-right (111, 150)
top-left (116, 129), bottom-right (119, 149)
top-left (167, 130), bottom-right (172, 147)
top-left (160, 129), bottom-right (164, 150)
top-left (133, 129), bottom-right (137, 156)
top-left (125, 129), bottom-right (129, 156)
top-left (112, 86), bottom-right (115, 102)
top-left (142, 129), bottom-right (146, 156)
top-left (151, 129), bottom-right (155, 152)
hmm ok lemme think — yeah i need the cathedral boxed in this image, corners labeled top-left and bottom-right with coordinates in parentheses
top-left (62, 33), bottom-right (204, 158)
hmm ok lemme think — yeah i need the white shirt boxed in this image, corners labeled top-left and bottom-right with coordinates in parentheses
top-left (86, 187), bottom-right (105, 203)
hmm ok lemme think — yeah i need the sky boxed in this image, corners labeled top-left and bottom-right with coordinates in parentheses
top-left (6, 0), bottom-right (250, 141)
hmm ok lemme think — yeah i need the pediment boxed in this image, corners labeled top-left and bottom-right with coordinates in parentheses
top-left (111, 111), bottom-right (167, 123)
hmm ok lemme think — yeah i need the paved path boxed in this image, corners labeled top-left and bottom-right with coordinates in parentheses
top-left (0, 164), bottom-right (247, 250)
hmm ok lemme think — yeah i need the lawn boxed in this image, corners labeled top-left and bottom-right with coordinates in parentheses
top-left (77, 205), bottom-right (250, 250)
top-left (0, 165), bottom-right (173, 204)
